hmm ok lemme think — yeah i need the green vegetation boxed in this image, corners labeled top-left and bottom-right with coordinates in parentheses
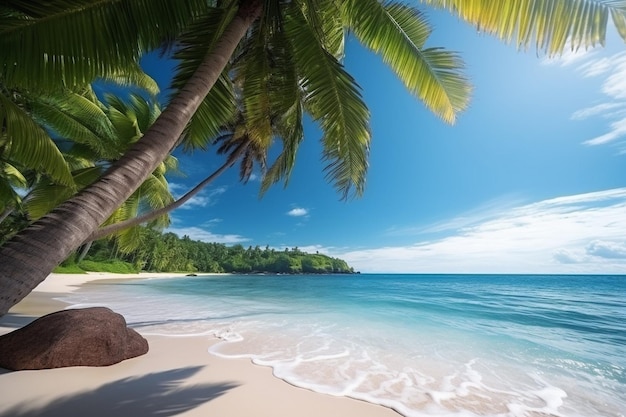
top-left (53, 260), bottom-right (139, 274)
top-left (52, 264), bottom-right (86, 274)
top-left (3, 1), bottom-right (625, 315)
top-left (58, 228), bottom-right (354, 275)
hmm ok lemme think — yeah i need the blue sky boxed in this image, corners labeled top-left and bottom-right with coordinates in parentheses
top-left (142, 10), bottom-right (626, 274)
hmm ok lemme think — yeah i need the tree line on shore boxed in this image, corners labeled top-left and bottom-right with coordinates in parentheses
top-left (62, 227), bottom-right (355, 275)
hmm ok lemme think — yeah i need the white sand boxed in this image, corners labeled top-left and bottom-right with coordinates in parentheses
top-left (0, 273), bottom-right (399, 417)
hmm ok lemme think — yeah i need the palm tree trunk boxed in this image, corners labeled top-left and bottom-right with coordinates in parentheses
top-left (86, 142), bottom-right (247, 242)
top-left (0, 0), bottom-right (262, 317)
top-left (76, 241), bottom-right (92, 263)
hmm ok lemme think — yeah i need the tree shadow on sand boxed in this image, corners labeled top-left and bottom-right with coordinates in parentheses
top-left (0, 366), bottom-right (239, 417)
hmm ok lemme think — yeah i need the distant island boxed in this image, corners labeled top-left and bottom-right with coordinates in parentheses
top-left (56, 228), bottom-right (355, 275)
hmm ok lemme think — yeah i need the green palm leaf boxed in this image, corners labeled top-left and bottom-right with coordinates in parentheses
top-left (0, 91), bottom-right (74, 187)
top-left (105, 96), bottom-right (142, 149)
top-left (25, 166), bottom-right (101, 219)
top-left (297, 0), bottom-right (345, 58)
top-left (129, 94), bottom-right (160, 134)
top-left (343, 0), bottom-right (471, 123)
top-left (104, 64), bottom-right (160, 97)
top-left (172, 7), bottom-right (238, 150)
top-left (421, 0), bottom-right (626, 55)
top-left (30, 91), bottom-right (119, 159)
top-left (259, 29), bottom-right (306, 194)
top-left (137, 171), bottom-right (175, 210)
top-left (0, 162), bottom-right (27, 189)
top-left (260, 123), bottom-right (304, 195)
top-left (235, 23), bottom-right (274, 150)
top-left (0, 162), bottom-right (28, 213)
top-left (285, 4), bottom-right (370, 200)
top-left (0, 0), bottom-right (209, 90)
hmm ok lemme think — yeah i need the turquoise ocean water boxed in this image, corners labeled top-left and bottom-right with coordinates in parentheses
top-left (65, 274), bottom-right (625, 417)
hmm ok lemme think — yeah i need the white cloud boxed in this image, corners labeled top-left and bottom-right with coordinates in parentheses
top-left (332, 189), bottom-right (626, 274)
top-left (569, 51), bottom-right (626, 147)
top-left (168, 183), bottom-right (187, 193)
top-left (552, 248), bottom-right (583, 264)
top-left (386, 195), bottom-right (524, 237)
top-left (586, 240), bottom-right (626, 259)
top-left (571, 102), bottom-right (624, 121)
top-left (583, 117), bottom-right (626, 145)
top-left (542, 47), bottom-right (596, 68)
top-left (167, 226), bottom-right (249, 244)
top-left (602, 56), bottom-right (626, 99)
top-left (179, 195), bottom-right (210, 209)
top-left (168, 185), bottom-right (227, 210)
top-left (577, 52), bottom-right (626, 77)
top-left (287, 207), bottom-right (309, 217)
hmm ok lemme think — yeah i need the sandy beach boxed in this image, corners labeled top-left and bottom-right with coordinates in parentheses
top-left (0, 273), bottom-right (398, 417)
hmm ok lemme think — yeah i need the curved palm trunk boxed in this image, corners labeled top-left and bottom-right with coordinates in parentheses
top-left (87, 142), bottom-right (246, 242)
top-left (0, 0), bottom-right (262, 317)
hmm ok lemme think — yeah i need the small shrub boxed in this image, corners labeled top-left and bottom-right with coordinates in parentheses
top-left (78, 260), bottom-right (139, 274)
top-left (53, 264), bottom-right (86, 274)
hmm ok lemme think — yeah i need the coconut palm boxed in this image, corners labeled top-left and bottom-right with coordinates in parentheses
top-left (1, 0), bottom-right (626, 316)
top-left (88, 96), bottom-right (304, 242)
top-left (23, 89), bottom-right (178, 254)
top-left (0, 0), bottom-right (191, 237)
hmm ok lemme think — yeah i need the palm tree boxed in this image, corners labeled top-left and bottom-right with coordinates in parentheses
top-left (87, 98), bottom-right (303, 242)
top-left (1, 0), bottom-right (625, 316)
top-left (23, 90), bottom-right (178, 254)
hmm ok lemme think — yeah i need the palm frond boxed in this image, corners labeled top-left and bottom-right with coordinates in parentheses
top-left (1, 161), bottom-right (28, 187)
top-left (0, 162), bottom-right (28, 212)
top-left (105, 102), bottom-right (141, 149)
top-left (260, 115), bottom-right (304, 194)
top-left (24, 166), bottom-right (101, 219)
top-left (113, 224), bottom-right (144, 253)
top-left (0, 178), bottom-right (18, 214)
top-left (102, 193), bottom-right (143, 250)
top-left (30, 91), bottom-right (119, 159)
top-left (259, 23), bottom-right (306, 194)
top-left (0, 90), bottom-right (74, 186)
top-left (235, 22), bottom-right (274, 151)
top-left (0, 0), bottom-right (210, 90)
top-left (104, 64), bottom-right (160, 97)
top-left (129, 93), bottom-right (161, 134)
top-left (421, 0), bottom-right (626, 55)
top-left (285, 4), bottom-right (370, 199)
top-left (172, 6), bottom-right (238, 150)
top-left (136, 174), bottom-right (175, 209)
top-left (343, 0), bottom-right (471, 123)
top-left (162, 154), bottom-right (182, 176)
top-left (297, 0), bottom-right (345, 58)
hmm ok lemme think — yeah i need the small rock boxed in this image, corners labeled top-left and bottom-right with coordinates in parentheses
top-left (0, 307), bottom-right (148, 370)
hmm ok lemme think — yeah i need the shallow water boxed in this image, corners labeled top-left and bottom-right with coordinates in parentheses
top-left (65, 274), bottom-right (626, 417)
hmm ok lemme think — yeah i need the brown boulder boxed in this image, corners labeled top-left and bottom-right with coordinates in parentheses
top-left (0, 307), bottom-right (148, 370)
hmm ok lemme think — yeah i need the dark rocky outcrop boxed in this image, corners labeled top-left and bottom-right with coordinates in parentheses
top-left (0, 307), bottom-right (148, 370)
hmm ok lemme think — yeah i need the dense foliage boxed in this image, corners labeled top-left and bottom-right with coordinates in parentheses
top-left (63, 228), bottom-right (355, 275)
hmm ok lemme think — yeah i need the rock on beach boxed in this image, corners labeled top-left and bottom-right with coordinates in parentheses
top-left (0, 307), bottom-right (148, 370)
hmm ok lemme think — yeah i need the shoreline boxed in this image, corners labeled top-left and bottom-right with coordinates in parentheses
top-left (0, 273), bottom-right (398, 417)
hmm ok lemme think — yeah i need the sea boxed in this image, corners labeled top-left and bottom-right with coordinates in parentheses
top-left (63, 273), bottom-right (625, 417)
